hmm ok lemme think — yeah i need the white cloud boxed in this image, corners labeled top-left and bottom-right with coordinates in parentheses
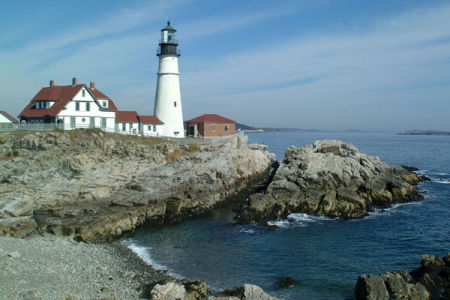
top-left (179, 3), bottom-right (450, 129)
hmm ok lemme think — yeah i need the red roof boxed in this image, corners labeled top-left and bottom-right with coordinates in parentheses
top-left (138, 115), bottom-right (163, 124)
top-left (186, 114), bottom-right (235, 123)
top-left (0, 111), bottom-right (18, 123)
top-left (116, 111), bottom-right (139, 123)
top-left (19, 83), bottom-right (117, 118)
top-left (90, 88), bottom-right (118, 110)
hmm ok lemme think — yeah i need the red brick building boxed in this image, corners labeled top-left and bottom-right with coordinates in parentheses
top-left (186, 114), bottom-right (235, 137)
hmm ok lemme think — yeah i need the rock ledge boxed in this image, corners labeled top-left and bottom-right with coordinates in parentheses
top-left (236, 140), bottom-right (424, 222)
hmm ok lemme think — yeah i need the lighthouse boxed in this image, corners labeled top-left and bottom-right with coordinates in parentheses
top-left (154, 22), bottom-right (185, 138)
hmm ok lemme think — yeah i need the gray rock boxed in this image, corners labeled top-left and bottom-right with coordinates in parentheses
top-left (7, 250), bottom-right (21, 258)
top-left (151, 282), bottom-right (187, 300)
top-left (243, 284), bottom-right (280, 300)
top-left (21, 290), bottom-right (40, 300)
top-left (217, 284), bottom-right (283, 300)
top-left (355, 253), bottom-right (450, 300)
top-left (0, 131), bottom-right (276, 241)
top-left (236, 140), bottom-right (424, 222)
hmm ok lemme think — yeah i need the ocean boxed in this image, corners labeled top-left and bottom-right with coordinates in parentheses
top-left (124, 131), bottom-right (450, 299)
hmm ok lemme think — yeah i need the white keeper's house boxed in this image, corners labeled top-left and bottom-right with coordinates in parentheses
top-left (19, 78), bottom-right (118, 131)
top-left (18, 77), bottom-right (165, 136)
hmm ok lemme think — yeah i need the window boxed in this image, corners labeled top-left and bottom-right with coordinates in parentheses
top-left (212, 124), bottom-right (216, 132)
top-left (129, 123), bottom-right (133, 130)
top-left (81, 118), bottom-right (86, 123)
top-left (102, 101), bottom-right (107, 107)
top-left (153, 125), bottom-right (156, 132)
top-left (36, 102), bottom-right (40, 109)
top-left (174, 101), bottom-right (177, 107)
top-left (86, 102), bottom-right (90, 111)
top-left (122, 123), bottom-right (126, 130)
top-left (75, 102), bottom-right (80, 111)
top-left (147, 125), bottom-right (151, 131)
top-left (82, 89), bottom-right (86, 97)
top-left (225, 125), bottom-right (229, 132)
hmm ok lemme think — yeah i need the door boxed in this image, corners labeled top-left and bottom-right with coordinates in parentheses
top-left (90, 117), bottom-right (95, 128)
top-left (70, 117), bottom-right (75, 129)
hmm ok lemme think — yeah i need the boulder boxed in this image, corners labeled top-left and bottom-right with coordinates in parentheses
top-left (216, 284), bottom-right (283, 300)
top-left (151, 282), bottom-right (187, 300)
top-left (355, 253), bottom-right (449, 300)
top-left (236, 140), bottom-right (424, 222)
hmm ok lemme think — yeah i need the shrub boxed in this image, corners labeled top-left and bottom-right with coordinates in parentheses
top-left (188, 143), bottom-right (201, 153)
top-left (166, 149), bottom-right (181, 163)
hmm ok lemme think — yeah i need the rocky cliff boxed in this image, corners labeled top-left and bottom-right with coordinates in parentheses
top-left (0, 130), bottom-right (276, 241)
top-left (355, 253), bottom-right (450, 300)
top-left (235, 140), bottom-right (423, 223)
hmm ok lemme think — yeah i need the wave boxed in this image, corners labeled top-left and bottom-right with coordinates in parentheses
top-left (122, 239), bottom-right (182, 278)
top-left (365, 201), bottom-right (423, 219)
top-left (416, 169), bottom-right (449, 184)
top-left (267, 213), bottom-right (335, 229)
top-left (239, 228), bottom-right (256, 234)
top-left (432, 180), bottom-right (450, 184)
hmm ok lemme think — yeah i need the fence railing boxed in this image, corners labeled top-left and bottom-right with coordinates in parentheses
top-left (161, 132), bottom-right (244, 145)
top-left (0, 123), bottom-right (244, 145)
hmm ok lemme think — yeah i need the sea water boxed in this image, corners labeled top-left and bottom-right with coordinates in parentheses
top-left (125, 131), bottom-right (450, 299)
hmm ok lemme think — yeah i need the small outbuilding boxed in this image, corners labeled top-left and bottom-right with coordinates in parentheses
top-left (139, 115), bottom-right (164, 137)
top-left (115, 111), bottom-right (140, 135)
top-left (186, 114), bottom-right (235, 138)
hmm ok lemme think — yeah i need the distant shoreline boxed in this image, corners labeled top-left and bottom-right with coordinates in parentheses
top-left (398, 131), bottom-right (450, 136)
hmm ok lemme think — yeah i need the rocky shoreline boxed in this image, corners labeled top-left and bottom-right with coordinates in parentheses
top-left (0, 234), bottom-right (283, 299)
top-left (356, 253), bottom-right (450, 300)
top-left (0, 130), bottom-right (276, 241)
top-left (0, 131), bottom-right (441, 299)
top-left (0, 235), bottom-right (170, 299)
top-left (235, 140), bottom-right (424, 223)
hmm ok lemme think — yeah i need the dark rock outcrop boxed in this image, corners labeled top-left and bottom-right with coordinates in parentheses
top-left (355, 253), bottom-right (450, 300)
top-left (235, 140), bottom-right (424, 223)
top-left (0, 130), bottom-right (276, 241)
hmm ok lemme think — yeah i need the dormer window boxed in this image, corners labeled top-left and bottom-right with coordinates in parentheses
top-left (102, 101), bottom-right (107, 107)
top-left (82, 89), bottom-right (86, 97)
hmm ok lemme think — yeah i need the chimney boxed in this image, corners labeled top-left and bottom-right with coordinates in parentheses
top-left (90, 81), bottom-right (95, 90)
top-left (49, 80), bottom-right (54, 87)
top-left (72, 77), bottom-right (77, 86)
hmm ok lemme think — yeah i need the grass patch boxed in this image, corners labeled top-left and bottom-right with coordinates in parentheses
top-left (187, 143), bottom-right (201, 153)
top-left (166, 149), bottom-right (181, 163)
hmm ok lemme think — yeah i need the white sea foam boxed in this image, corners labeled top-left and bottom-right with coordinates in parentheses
top-left (366, 201), bottom-right (422, 218)
top-left (267, 219), bottom-right (290, 228)
top-left (122, 239), bottom-right (182, 279)
top-left (267, 213), bottom-right (334, 228)
top-left (433, 180), bottom-right (450, 184)
top-left (239, 229), bottom-right (256, 234)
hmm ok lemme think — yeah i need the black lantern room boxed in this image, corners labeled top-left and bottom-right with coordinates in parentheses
top-left (157, 21), bottom-right (180, 56)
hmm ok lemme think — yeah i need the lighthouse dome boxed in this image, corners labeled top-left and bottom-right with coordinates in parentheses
top-left (161, 21), bottom-right (176, 32)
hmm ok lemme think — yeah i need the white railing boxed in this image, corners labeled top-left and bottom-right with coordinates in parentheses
top-left (0, 123), bottom-right (245, 145)
top-left (162, 132), bottom-right (244, 145)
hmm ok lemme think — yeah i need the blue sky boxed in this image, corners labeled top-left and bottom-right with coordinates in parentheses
top-left (1, 0), bottom-right (449, 130)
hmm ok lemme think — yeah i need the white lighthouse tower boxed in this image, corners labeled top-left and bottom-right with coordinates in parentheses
top-left (154, 22), bottom-right (185, 138)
